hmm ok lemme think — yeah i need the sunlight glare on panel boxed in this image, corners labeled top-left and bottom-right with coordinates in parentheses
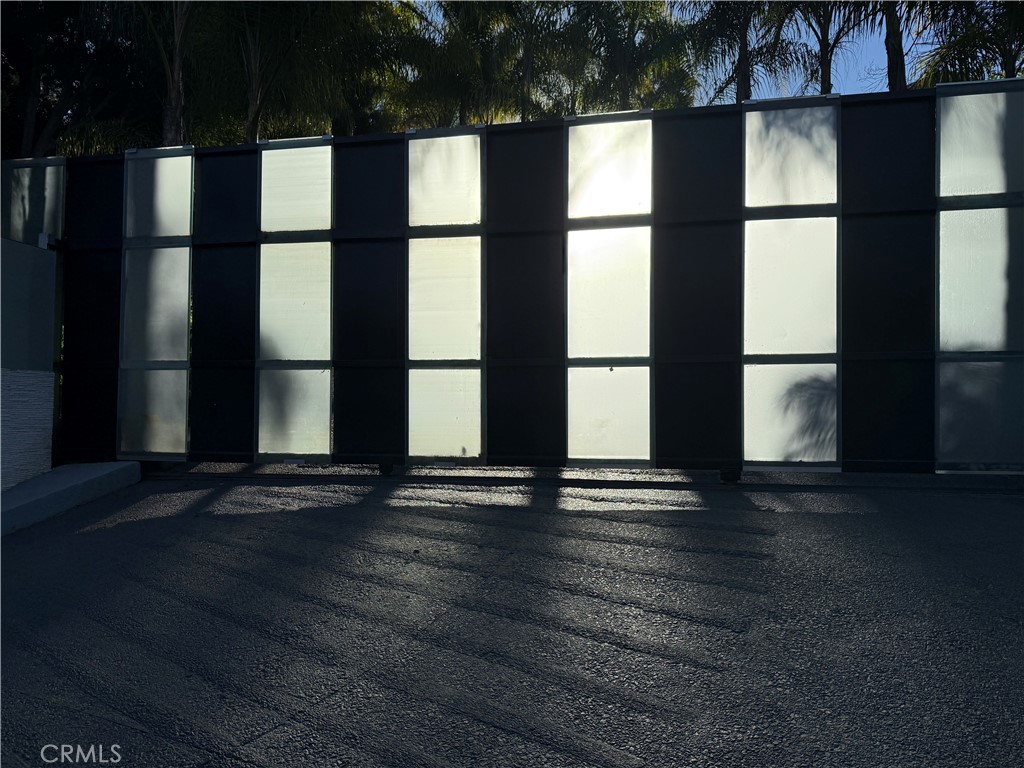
top-left (568, 120), bottom-right (651, 218)
top-left (260, 145), bottom-right (332, 232)
top-left (408, 368), bottom-right (481, 458)
top-left (408, 134), bottom-right (481, 226)
top-left (744, 218), bottom-right (836, 355)
top-left (259, 242), bottom-right (332, 361)
top-left (408, 237), bottom-right (481, 360)
top-left (568, 227), bottom-right (650, 359)
top-left (567, 366), bottom-right (650, 460)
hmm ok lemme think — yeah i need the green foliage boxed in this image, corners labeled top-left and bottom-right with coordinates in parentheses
top-left (1, 0), bottom-right (1019, 158)
top-left (915, 1), bottom-right (1024, 85)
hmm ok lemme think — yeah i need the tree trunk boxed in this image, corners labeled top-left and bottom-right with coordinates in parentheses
top-left (20, 59), bottom-right (41, 158)
top-left (162, 59), bottom-right (185, 146)
top-left (820, 46), bottom-right (833, 94)
top-left (818, 15), bottom-right (833, 95)
top-left (883, 2), bottom-right (907, 91)
top-left (33, 90), bottom-right (75, 157)
top-left (736, 15), bottom-right (751, 103)
top-left (244, 100), bottom-right (262, 145)
top-left (520, 45), bottom-right (533, 123)
top-left (161, 1), bottom-right (191, 146)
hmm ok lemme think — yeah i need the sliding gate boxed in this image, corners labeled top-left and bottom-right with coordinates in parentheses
top-left (7, 79), bottom-right (1019, 472)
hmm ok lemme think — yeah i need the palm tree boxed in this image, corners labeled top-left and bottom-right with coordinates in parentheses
top-left (579, 0), bottom-right (695, 111)
top-left (916, 0), bottom-right (1024, 85)
top-left (789, 1), bottom-right (870, 95)
top-left (685, 1), bottom-right (797, 104)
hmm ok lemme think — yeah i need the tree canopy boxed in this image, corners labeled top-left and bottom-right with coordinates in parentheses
top-left (2, 0), bottom-right (1020, 158)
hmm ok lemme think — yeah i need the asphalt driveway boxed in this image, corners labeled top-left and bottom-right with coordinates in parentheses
top-left (3, 468), bottom-right (1022, 767)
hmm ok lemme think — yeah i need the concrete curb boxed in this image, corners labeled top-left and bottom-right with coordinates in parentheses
top-left (1, 462), bottom-right (141, 536)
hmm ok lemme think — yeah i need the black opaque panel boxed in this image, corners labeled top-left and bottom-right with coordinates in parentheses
top-left (194, 151), bottom-right (258, 243)
top-left (487, 127), bottom-right (563, 233)
top-left (653, 224), bottom-right (742, 359)
top-left (333, 367), bottom-right (405, 459)
top-left (842, 214), bottom-right (935, 356)
top-left (188, 368), bottom-right (256, 461)
top-left (191, 246), bottom-right (258, 363)
top-left (64, 157), bottom-right (124, 246)
top-left (842, 96), bottom-right (935, 214)
top-left (61, 249), bottom-right (122, 368)
top-left (655, 363), bottom-right (741, 468)
top-left (54, 367), bottom-right (118, 464)
top-left (335, 141), bottom-right (405, 237)
top-left (842, 359), bottom-right (934, 471)
top-left (486, 365), bottom-right (566, 465)
top-left (487, 233), bottom-right (564, 361)
top-left (334, 241), bottom-right (405, 362)
top-left (654, 111), bottom-right (742, 224)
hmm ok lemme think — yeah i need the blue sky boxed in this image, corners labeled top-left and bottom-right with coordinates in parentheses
top-left (829, 27), bottom-right (892, 95)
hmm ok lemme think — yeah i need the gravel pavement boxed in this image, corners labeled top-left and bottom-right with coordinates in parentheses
top-left (2, 468), bottom-right (1022, 767)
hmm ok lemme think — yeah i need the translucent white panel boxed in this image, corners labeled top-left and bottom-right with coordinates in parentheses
top-left (119, 369), bottom-right (188, 454)
top-left (408, 135), bottom-right (481, 226)
top-left (940, 208), bottom-right (1020, 351)
top-left (123, 247), bottom-right (191, 362)
top-left (5, 164), bottom-right (64, 243)
top-left (568, 366), bottom-right (650, 460)
top-left (939, 90), bottom-right (1024, 197)
top-left (258, 369), bottom-right (331, 455)
top-left (125, 154), bottom-right (192, 237)
top-left (408, 368), bottom-right (481, 458)
top-left (745, 107), bottom-right (837, 207)
top-left (408, 237), bottom-right (481, 360)
top-left (568, 227), bottom-right (650, 358)
top-left (744, 364), bottom-right (836, 462)
top-left (569, 120), bottom-right (652, 218)
top-left (260, 243), bottom-right (332, 361)
top-left (260, 145), bottom-right (332, 232)
top-left (744, 218), bottom-right (836, 354)
top-left (939, 361), bottom-right (1024, 466)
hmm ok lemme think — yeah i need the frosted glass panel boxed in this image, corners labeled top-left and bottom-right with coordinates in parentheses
top-left (745, 107), bottom-right (837, 207)
top-left (408, 135), bottom-right (481, 226)
top-left (123, 247), bottom-right (191, 362)
top-left (408, 237), bottom-right (481, 360)
top-left (568, 366), bottom-right (650, 460)
top-left (569, 120), bottom-right (652, 218)
top-left (940, 208), bottom-right (1020, 351)
top-left (744, 218), bottom-right (836, 354)
top-left (119, 369), bottom-right (188, 454)
top-left (939, 361), bottom-right (1024, 466)
top-left (125, 154), bottom-right (192, 237)
top-left (4, 164), bottom-right (64, 243)
top-left (939, 90), bottom-right (1024, 196)
top-left (568, 227), bottom-right (650, 358)
top-left (260, 243), bottom-right (332, 361)
top-left (258, 369), bottom-right (331, 455)
top-left (408, 368), bottom-right (481, 457)
top-left (260, 145), bottom-right (332, 231)
top-left (744, 364), bottom-right (836, 462)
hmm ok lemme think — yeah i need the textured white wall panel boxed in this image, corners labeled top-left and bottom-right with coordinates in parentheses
top-left (1, 370), bottom-right (53, 490)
